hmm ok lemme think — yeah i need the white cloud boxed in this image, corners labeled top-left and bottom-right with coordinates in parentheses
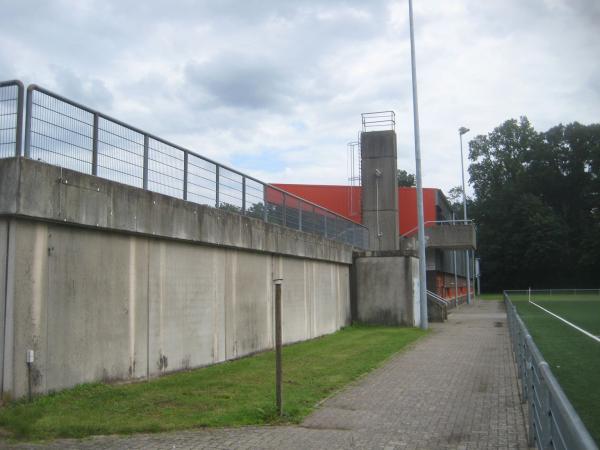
top-left (0, 0), bottom-right (598, 197)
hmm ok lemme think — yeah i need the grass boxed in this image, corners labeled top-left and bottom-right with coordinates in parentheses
top-left (0, 325), bottom-right (426, 441)
top-left (509, 293), bottom-right (600, 444)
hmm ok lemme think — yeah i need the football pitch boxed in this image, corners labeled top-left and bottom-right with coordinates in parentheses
top-left (508, 290), bottom-right (600, 444)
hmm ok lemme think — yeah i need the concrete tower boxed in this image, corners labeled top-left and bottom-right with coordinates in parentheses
top-left (360, 130), bottom-right (399, 251)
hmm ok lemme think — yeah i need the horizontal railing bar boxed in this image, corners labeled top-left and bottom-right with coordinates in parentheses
top-left (400, 219), bottom-right (474, 238)
top-left (32, 102), bottom-right (94, 126)
top-left (28, 84), bottom-right (366, 231)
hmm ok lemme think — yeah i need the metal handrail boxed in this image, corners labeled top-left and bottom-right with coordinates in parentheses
top-left (504, 291), bottom-right (598, 449)
top-left (361, 111), bottom-right (395, 131)
top-left (14, 81), bottom-right (368, 247)
top-left (426, 289), bottom-right (449, 305)
top-left (24, 84), bottom-right (366, 230)
top-left (400, 219), bottom-right (474, 238)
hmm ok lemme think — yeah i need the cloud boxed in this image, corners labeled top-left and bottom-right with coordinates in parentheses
top-left (0, 0), bottom-right (598, 197)
top-left (184, 53), bottom-right (294, 111)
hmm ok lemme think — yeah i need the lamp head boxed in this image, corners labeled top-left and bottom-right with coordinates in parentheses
top-left (459, 127), bottom-right (470, 136)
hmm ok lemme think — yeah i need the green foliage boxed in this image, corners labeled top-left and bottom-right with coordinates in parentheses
top-left (446, 185), bottom-right (466, 215)
top-left (397, 169), bottom-right (415, 187)
top-left (0, 325), bottom-right (426, 441)
top-left (468, 117), bottom-right (600, 291)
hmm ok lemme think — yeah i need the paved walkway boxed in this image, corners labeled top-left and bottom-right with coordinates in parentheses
top-left (7, 301), bottom-right (530, 450)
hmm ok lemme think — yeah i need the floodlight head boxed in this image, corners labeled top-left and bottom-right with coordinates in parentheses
top-left (459, 127), bottom-right (470, 136)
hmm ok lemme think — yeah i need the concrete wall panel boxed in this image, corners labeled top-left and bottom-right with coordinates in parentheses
top-left (355, 255), bottom-right (418, 326)
top-left (0, 219), bottom-right (8, 395)
top-left (281, 258), bottom-right (308, 344)
top-left (45, 226), bottom-right (149, 392)
top-left (233, 251), bottom-right (271, 357)
top-left (10, 222), bottom-right (48, 396)
top-left (314, 262), bottom-right (338, 336)
top-left (147, 241), bottom-right (217, 376)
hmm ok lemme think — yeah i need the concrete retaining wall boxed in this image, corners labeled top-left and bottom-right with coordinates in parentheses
top-left (0, 158), bottom-right (352, 399)
top-left (0, 218), bottom-right (350, 399)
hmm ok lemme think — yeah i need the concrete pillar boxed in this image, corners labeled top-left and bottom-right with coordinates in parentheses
top-left (360, 130), bottom-right (399, 251)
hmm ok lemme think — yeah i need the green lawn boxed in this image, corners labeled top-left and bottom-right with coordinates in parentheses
top-left (509, 294), bottom-right (600, 444)
top-left (0, 325), bottom-right (426, 441)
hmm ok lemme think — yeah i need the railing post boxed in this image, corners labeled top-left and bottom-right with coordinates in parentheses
top-left (183, 151), bottom-right (188, 200)
top-left (242, 176), bottom-right (246, 215)
top-left (15, 81), bottom-right (24, 157)
top-left (324, 214), bottom-right (328, 238)
top-left (282, 194), bottom-right (287, 227)
top-left (298, 201), bottom-right (303, 231)
top-left (24, 86), bottom-right (33, 158)
top-left (538, 362), bottom-right (552, 450)
top-left (92, 113), bottom-right (99, 176)
top-left (143, 135), bottom-right (149, 190)
top-left (263, 185), bottom-right (268, 222)
top-left (215, 165), bottom-right (220, 208)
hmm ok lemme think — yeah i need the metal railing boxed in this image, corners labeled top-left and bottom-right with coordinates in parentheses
top-left (512, 289), bottom-right (600, 297)
top-left (0, 80), bottom-right (24, 158)
top-left (426, 290), bottom-right (448, 321)
top-left (1, 80), bottom-right (368, 247)
top-left (400, 219), bottom-right (473, 239)
top-left (361, 111), bottom-right (395, 131)
top-left (504, 291), bottom-right (598, 450)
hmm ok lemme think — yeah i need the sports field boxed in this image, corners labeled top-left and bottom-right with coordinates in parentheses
top-left (508, 290), bottom-right (600, 444)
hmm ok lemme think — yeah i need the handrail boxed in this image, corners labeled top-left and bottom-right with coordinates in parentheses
top-left (504, 291), bottom-right (598, 449)
top-left (400, 219), bottom-right (474, 238)
top-left (13, 80), bottom-right (369, 248)
top-left (361, 111), bottom-right (395, 131)
top-left (426, 289), bottom-right (449, 305)
top-left (24, 84), bottom-right (366, 230)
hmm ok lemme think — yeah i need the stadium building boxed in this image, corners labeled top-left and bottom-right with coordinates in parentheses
top-left (273, 183), bottom-right (474, 302)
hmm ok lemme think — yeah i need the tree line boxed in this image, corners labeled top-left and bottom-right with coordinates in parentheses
top-left (466, 117), bottom-right (599, 291)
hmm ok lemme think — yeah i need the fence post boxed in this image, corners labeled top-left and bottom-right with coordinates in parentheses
top-left (263, 185), bottom-right (268, 222)
top-left (242, 176), bottom-right (246, 215)
top-left (183, 151), bottom-right (188, 200)
top-left (143, 135), bottom-right (149, 190)
top-left (92, 113), bottom-right (99, 176)
top-left (215, 165), bottom-right (220, 208)
top-left (282, 194), bottom-right (287, 227)
top-left (24, 86), bottom-right (33, 158)
top-left (538, 361), bottom-right (552, 449)
top-left (274, 278), bottom-right (283, 416)
top-left (15, 81), bottom-right (24, 157)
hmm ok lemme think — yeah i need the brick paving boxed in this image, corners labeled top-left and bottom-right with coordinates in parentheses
top-left (4, 300), bottom-right (529, 450)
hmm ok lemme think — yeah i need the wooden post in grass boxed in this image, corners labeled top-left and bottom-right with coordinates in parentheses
top-left (274, 278), bottom-right (283, 416)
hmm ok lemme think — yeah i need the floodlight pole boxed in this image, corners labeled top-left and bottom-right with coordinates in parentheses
top-left (459, 127), bottom-right (472, 304)
top-left (452, 211), bottom-right (459, 307)
top-left (408, 0), bottom-right (428, 330)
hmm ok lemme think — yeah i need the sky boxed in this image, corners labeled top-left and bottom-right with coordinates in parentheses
top-left (1, 0), bottom-right (599, 195)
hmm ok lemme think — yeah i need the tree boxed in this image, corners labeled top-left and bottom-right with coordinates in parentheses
top-left (446, 186), bottom-right (466, 215)
top-left (468, 117), bottom-right (600, 291)
top-left (397, 169), bottom-right (415, 187)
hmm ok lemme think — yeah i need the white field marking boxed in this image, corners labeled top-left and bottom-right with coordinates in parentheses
top-left (529, 300), bottom-right (600, 344)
